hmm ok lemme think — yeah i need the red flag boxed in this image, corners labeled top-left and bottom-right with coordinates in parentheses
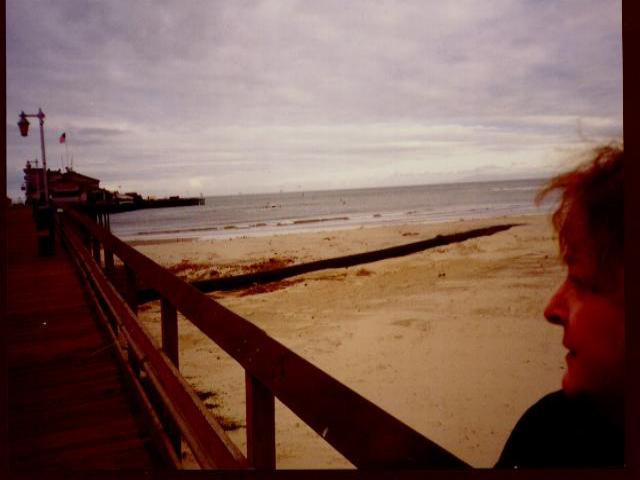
top-left (59, 132), bottom-right (66, 143)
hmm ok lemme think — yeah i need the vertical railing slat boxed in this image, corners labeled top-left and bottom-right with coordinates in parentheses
top-left (161, 298), bottom-right (179, 368)
top-left (161, 297), bottom-right (181, 456)
top-left (83, 227), bottom-right (91, 248)
top-left (92, 239), bottom-right (101, 265)
top-left (124, 264), bottom-right (140, 379)
top-left (104, 249), bottom-right (115, 279)
top-left (246, 372), bottom-right (276, 469)
top-left (125, 265), bottom-right (138, 315)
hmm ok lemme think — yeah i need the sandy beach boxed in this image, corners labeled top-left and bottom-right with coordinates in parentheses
top-left (133, 213), bottom-right (567, 469)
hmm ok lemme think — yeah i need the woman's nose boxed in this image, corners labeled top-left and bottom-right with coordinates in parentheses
top-left (544, 282), bottom-right (568, 326)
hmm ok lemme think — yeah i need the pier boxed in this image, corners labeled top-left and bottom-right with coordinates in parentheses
top-left (6, 204), bottom-right (469, 471)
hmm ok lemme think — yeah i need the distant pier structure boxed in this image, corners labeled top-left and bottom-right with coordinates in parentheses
top-left (21, 160), bottom-right (204, 220)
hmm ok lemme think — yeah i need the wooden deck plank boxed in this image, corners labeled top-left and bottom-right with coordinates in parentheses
top-left (9, 392), bottom-right (140, 431)
top-left (6, 207), bottom-right (165, 471)
top-left (9, 360), bottom-right (120, 391)
top-left (11, 436), bottom-right (155, 470)
top-left (10, 416), bottom-right (146, 454)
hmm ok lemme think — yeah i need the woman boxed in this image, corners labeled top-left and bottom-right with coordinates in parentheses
top-left (496, 145), bottom-right (624, 468)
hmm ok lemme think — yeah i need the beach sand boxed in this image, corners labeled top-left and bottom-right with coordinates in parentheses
top-left (134, 213), bottom-right (566, 468)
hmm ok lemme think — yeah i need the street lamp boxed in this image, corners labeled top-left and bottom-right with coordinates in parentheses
top-left (18, 108), bottom-right (49, 204)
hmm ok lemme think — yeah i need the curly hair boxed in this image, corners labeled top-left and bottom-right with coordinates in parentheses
top-left (536, 144), bottom-right (623, 278)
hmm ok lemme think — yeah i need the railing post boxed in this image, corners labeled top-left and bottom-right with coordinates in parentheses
top-left (82, 223), bottom-right (92, 249)
top-left (54, 207), bottom-right (62, 239)
top-left (104, 249), bottom-right (115, 279)
top-left (125, 265), bottom-right (138, 315)
top-left (161, 298), bottom-right (181, 458)
top-left (246, 372), bottom-right (275, 469)
top-left (92, 239), bottom-right (101, 266)
top-left (161, 298), bottom-right (179, 368)
top-left (128, 346), bottom-right (142, 377)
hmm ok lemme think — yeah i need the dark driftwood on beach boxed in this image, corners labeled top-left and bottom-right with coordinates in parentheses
top-left (136, 223), bottom-right (521, 304)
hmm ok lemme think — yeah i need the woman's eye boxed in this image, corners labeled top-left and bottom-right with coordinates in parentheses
top-left (569, 275), bottom-right (597, 293)
top-left (568, 276), bottom-right (582, 289)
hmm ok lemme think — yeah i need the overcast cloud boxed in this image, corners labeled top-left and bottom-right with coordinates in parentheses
top-left (6, 0), bottom-right (622, 199)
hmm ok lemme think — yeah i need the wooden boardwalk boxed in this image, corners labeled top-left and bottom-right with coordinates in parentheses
top-left (6, 207), bottom-right (164, 470)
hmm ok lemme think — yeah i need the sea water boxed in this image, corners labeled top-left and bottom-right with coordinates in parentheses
top-left (109, 178), bottom-right (555, 241)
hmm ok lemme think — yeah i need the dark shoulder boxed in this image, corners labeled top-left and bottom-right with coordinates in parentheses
top-left (495, 390), bottom-right (623, 469)
top-left (514, 390), bottom-right (571, 426)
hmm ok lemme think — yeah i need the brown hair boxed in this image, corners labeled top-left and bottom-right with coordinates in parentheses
top-left (536, 144), bottom-right (623, 276)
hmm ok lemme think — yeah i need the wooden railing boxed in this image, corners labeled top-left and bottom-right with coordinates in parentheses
top-left (57, 205), bottom-right (470, 470)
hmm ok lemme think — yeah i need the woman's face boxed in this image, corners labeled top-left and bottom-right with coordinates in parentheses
top-left (544, 235), bottom-right (624, 400)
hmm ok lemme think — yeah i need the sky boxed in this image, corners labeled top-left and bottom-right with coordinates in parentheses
top-left (6, 0), bottom-right (622, 200)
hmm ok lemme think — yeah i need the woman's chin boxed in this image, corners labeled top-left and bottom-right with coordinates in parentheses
top-left (561, 372), bottom-right (581, 397)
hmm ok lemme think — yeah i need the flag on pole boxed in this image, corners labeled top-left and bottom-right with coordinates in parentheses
top-left (59, 132), bottom-right (66, 143)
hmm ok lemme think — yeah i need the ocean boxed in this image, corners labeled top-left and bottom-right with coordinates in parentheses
top-left (109, 178), bottom-right (555, 241)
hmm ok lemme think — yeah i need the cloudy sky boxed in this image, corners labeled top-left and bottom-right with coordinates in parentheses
top-left (6, 0), bottom-right (621, 200)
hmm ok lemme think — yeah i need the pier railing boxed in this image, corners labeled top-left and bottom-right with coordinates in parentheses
top-left (57, 205), bottom-right (469, 470)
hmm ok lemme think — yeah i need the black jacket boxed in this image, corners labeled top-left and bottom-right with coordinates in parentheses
top-left (495, 390), bottom-right (624, 469)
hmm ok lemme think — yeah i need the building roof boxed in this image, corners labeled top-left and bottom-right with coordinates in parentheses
top-left (63, 170), bottom-right (100, 184)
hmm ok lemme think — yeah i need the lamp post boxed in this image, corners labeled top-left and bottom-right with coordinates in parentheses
top-left (18, 108), bottom-right (49, 205)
